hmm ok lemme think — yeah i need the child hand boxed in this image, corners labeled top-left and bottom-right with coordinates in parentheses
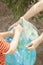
top-left (8, 16), bottom-right (23, 31)
top-left (14, 24), bottom-right (23, 33)
top-left (4, 24), bottom-right (23, 54)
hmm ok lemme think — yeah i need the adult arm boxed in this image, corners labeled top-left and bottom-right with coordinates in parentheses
top-left (23, 1), bottom-right (43, 20)
top-left (26, 33), bottom-right (43, 50)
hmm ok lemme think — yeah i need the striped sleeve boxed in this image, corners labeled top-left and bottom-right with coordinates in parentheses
top-left (0, 36), bottom-right (10, 54)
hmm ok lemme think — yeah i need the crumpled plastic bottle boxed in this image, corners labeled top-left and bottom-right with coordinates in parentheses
top-left (5, 19), bottom-right (39, 65)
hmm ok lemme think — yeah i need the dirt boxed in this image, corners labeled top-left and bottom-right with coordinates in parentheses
top-left (0, 2), bottom-right (43, 65)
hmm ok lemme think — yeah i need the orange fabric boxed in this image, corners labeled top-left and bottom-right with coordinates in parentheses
top-left (0, 36), bottom-right (10, 65)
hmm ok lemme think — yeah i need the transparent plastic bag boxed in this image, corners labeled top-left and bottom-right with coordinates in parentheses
top-left (5, 19), bottom-right (39, 65)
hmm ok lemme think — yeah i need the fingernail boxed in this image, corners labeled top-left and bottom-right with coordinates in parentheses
top-left (26, 46), bottom-right (28, 48)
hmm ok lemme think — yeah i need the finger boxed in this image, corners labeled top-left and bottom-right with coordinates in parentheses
top-left (27, 46), bottom-right (35, 50)
top-left (8, 24), bottom-right (15, 31)
top-left (26, 43), bottom-right (33, 48)
top-left (18, 17), bottom-right (23, 23)
top-left (4, 47), bottom-right (13, 54)
top-left (13, 29), bottom-right (15, 33)
top-left (14, 22), bottom-right (18, 26)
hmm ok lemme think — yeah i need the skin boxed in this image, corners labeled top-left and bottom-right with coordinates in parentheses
top-left (23, 0), bottom-right (43, 20)
top-left (0, 24), bottom-right (23, 54)
top-left (23, 0), bottom-right (43, 50)
top-left (26, 33), bottom-right (43, 50)
top-left (13, 0), bottom-right (43, 50)
top-left (0, 31), bottom-right (14, 37)
top-left (5, 24), bottom-right (23, 54)
top-left (7, 0), bottom-right (43, 51)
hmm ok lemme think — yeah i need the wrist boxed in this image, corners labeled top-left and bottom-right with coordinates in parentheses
top-left (15, 24), bottom-right (23, 33)
top-left (40, 33), bottom-right (43, 42)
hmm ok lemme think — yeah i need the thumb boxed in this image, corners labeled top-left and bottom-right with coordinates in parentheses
top-left (26, 43), bottom-right (33, 48)
top-left (4, 46), bottom-right (13, 54)
top-left (27, 46), bottom-right (35, 50)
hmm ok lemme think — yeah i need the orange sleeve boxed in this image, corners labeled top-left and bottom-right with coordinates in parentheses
top-left (0, 36), bottom-right (10, 54)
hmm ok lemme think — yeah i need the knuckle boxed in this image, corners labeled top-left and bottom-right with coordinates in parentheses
top-left (33, 46), bottom-right (35, 50)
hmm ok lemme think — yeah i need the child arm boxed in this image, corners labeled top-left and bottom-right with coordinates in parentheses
top-left (0, 31), bottom-right (14, 38)
top-left (4, 24), bottom-right (23, 54)
top-left (0, 24), bottom-right (22, 54)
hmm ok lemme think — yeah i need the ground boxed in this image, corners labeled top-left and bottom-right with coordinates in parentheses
top-left (0, 2), bottom-right (43, 65)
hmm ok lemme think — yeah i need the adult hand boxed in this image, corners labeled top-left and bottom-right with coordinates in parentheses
top-left (8, 17), bottom-right (23, 31)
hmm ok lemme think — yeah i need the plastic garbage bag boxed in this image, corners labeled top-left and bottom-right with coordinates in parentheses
top-left (5, 19), bottom-right (39, 65)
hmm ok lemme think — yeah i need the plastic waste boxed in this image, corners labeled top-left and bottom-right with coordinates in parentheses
top-left (5, 19), bottom-right (39, 65)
